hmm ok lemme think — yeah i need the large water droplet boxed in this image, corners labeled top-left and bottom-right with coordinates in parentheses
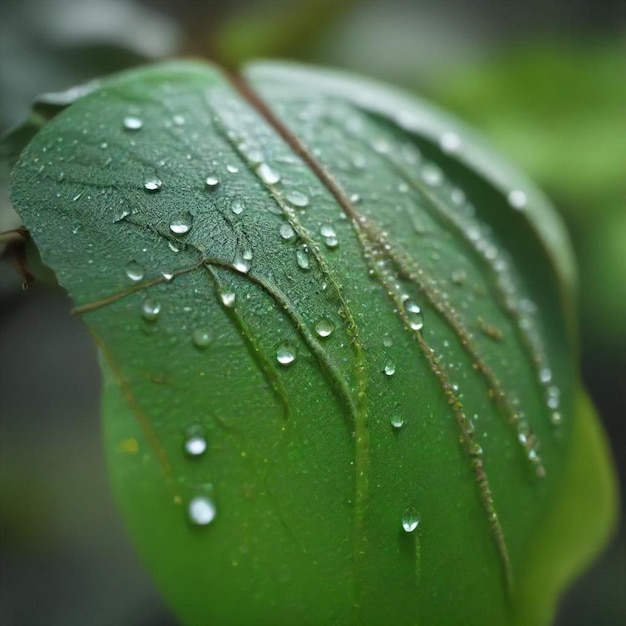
top-left (184, 425), bottom-right (207, 457)
top-left (230, 199), bottom-right (244, 215)
top-left (205, 175), bottom-right (219, 189)
top-left (315, 318), bottom-right (334, 338)
top-left (192, 328), bottom-right (212, 349)
top-left (285, 190), bottom-right (309, 208)
top-left (276, 343), bottom-right (296, 366)
top-left (169, 212), bottom-right (193, 235)
top-left (296, 245), bottom-right (310, 270)
top-left (141, 298), bottom-right (161, 321)
top-left (125, 260), bottom-right (144, 282)
top-left (320, 224), bottom-right (336, 238)
top-left (233, 251), bottom-right (251, 274)
top-left (508, 190), bottom-right (527, 210)
top-left (258, 163), bottom-right (280, 185)
top-left (221, 291), bottom-right (236, 308)
top-left (188, 496), bottom-right (216, 526)
top-left (280, 223), bottom-right (296, 241)
top-left (403, 300), bottom-right (424, 331)
top-left (402, 507), bottom-right (421, 533)
top-left (123, 115), bottom-right (142, 131)
top-left (144, 178), bottom-right (162, 192)
top-left (390, 416), bottom-right (405, 429)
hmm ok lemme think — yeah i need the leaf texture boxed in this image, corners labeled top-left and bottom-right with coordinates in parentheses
top-left (8, 61), bottom-right (616, 626)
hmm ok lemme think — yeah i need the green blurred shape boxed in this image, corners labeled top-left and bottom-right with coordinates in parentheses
top-left (216, 0), bottom-right (354, 66)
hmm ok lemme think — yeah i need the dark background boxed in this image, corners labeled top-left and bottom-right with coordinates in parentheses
top-left (1, 1), bottom-right (624, 624)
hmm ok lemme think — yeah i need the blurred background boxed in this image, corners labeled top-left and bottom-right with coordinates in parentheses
top-left (0, 0), bottom-right (624, 624)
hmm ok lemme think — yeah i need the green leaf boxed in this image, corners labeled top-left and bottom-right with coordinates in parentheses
top-left (8, 61), bottom-right (616, 625)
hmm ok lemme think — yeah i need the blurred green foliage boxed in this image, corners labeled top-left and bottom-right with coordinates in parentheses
top-left (432, 40), bottom-right (626, 341)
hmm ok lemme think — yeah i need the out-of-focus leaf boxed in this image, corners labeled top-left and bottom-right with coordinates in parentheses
top-left (216, 0), bottom-right (354, 66)
top-left (8, 61), bottom-right (616, 625)
top-left (433, 40), bottom-right (626, 214)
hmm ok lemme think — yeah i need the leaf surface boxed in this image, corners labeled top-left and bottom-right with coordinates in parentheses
top-left (8, 61), bottom-right (616, 626)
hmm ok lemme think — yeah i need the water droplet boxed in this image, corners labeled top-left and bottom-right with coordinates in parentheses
top-left (550, 411), bottom-right (562, 426)
top-left (276, 343), bottom-right (296, 366)
top-left (508, 190), bottom-right (527, 210)
top-left (402, 507), bottom-right (420, 533)
top-left (144, 178), bottom-right (162, 192)
top-left (539, 367), bottom-right (552, 384)
top-left (320, 224), bottom-right (336, 238)
top-left (113, 207), bottom-right (130, 223)
top-left (439, 131), bottom-right (461, 153)
top-left (227, 164), bottom-right (239, 174)
top-left (188, 496), bottom-right (216, 526)
top-left (221, 291), bottom-right (236, 308)
top-left (123, 115), bottom-right (142, 131)
top-left (169, 212), bottom-right (193, 235)
top-left (403, 300), bottom-right (424, 331)
top-left (258, 162), bottom-right (280, 185)
top-left (325, 236), bottom-right (339, 249)
top-left (161, 269), bottom-right (174, 282)
top-left (192, 329), bottom-right (212, 349)
top-left (314, 318), bottom-right (334, 338)
top-left (296, 245), bottom-right (310, 270)
top-left (422, 164), bottom-right (443, 187)
top-left (390, 416), bottom-right (404, 429)
top-left (382, 335), bottom-right (393, 347)
top-left (230, 199), bottom-right (244, 215)
top-left (280, 223), bottom-right (296, 240)
top-left (172, 114), bottom-right (185, 126)
top-left (184, 425), bottom-right (207, 457)
top-left (141, 298), bottom-right (161, 321)
top-left (205, 175), bottom-right (219, 189)
top-left (384, 360), bottom-right (396, 376)
top-left (233, 251), bottom-right (251, 274)
top-left (125, 260), bottom-right (144, 282)
top-left (285, 190), bottom-right (309, 208)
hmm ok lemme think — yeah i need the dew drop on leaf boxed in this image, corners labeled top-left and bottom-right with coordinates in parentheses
top-left (276, 343), bottom-right (296, 366)
top-left (205, 175), bottom-right (219, 189)
top-left (285, 190), bottom-right (309, 208)
top-left (141, 298), bottom-right (161, 322)
top-left (191, 329), bottom-right (212, 349)
top-left (384, 360), bottom-right (396, 376)
top-left (402, 507), bottom-right (421, 533)
top-left (143, 178), bottom-right (162, 192)
top-left (508, 190), bottom-right (527, 210)
top-left (123, 115), bottom-right (142, 131)
top-left (258, 162), bottom-right (280, 185)
top-left (279, 223), bottom-right (295, 241)
top-left (169, 212), bottom-right (193, 235)
top-left (125, 260), bottom-right (144, 282)
top-left (314, 318), bottom-right (334, 338)
top-left (296, 245), bottom-right (310, 270)
top-left (403, 300), bottom-right (424, 331)
top-left (230, 199), bottom-right (244, 215)
top-left (221, 291), bottom-right (236, 308)
top-left (188, 496), bottom-right (216, 526)
top-left (422, 164), bottom-right (443, 187)
top-left (390, 416), bottom-right (405, 430)
top-left (184, 425), bottom-right (208, 457)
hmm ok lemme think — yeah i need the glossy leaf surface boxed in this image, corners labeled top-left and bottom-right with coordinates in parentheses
top-left (8, 61), bottom-right (616, 625)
